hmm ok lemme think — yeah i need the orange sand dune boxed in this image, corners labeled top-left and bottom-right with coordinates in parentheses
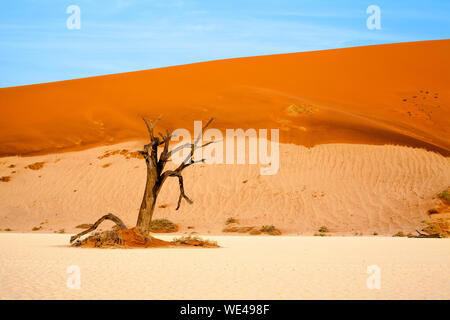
top-left (0, 40), bottom-right (449, 156)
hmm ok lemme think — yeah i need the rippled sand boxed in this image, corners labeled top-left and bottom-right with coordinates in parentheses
top-left (0, 233), bottom-right (449, 299)
top-left (1, 142), bottom-right (449, 236)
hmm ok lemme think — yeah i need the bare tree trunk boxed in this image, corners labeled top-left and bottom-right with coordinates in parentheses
top-left (136, 165), bottom-right (160, 235)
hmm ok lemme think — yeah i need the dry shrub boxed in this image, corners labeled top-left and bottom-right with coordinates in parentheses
top-left (225, 217), bottom-right (238, 225)
top-left (0, 176), bottom-right (11, 182)
top-left (26, 162), bottom-right (45, 170)
top-left (314, 232), bottom-right (327, 237)
top-left (438, 190), bottom-right (450, 202)
top-left (149, 218), bottom-right (178, 233)
top-left (222, 226), bottom-right (239, 232)
top-left (260, 225), bottom-right (281, 235)
top-left (422, 219), bottom-right (449, 238)
top-left (73, 227), bottom-right (170, 248)
top-left (98, 149), bottom-right (144, 160)
top-left (249, 229), bottom-right (261, 235)
top-left (237, 226), bottom-right (253, 233)
top-left (393, 231), bottom-right (406, 237)
top-left (171, 235), bottom-right (218, 247)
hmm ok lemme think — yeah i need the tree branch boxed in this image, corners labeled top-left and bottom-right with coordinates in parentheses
top-left (70, 213), bottom-right (127, 243)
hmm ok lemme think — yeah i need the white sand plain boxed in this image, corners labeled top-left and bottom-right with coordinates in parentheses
top-left (0, 233), bottom-right (449, 299)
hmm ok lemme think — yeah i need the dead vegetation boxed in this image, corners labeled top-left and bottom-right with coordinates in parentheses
top-left (98, 149), bottom-right (144, 160)
top-left (222, 219), bottom-right (281, 235)
top-left (76, 223), bottom-right (93, 229)
top-left (25, 162), bottom-right (45, 170)
top-left (410, 188), bottom-right (450, 238)
top-left (225, 217), bottom-right (238, 225)
top-left (0, 176), bottom-right (11, 182)
top-left (72, 227), bottom-right (218, 248)
top-left (70, 117), bottom-right (218, 249)
top-left (260, 225), bottom-right (281, 235)
top-left (149, 218), bottom-right (178, 233)
top-left (171, 235), bottom-right (218, 247)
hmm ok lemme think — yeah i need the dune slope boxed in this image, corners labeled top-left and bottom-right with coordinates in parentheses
top-left (0, 40), bottom-right (449, 156)
top-left (0, 142), bottom-right (448, 235)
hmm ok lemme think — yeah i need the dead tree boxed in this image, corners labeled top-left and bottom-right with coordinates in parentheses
top-left (70, 116), bottom-right (215, 243)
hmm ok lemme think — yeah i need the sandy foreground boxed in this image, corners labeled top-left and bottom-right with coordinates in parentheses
top-left (0, 233), bottom-right (448, 299)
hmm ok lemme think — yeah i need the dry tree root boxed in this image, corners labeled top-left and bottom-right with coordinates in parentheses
top-left (70, 213), bottom-right (171, 248)
top-left (407, 230), bottom-right (441, 238)
top-left (70, 213), bottom-right (127, 245)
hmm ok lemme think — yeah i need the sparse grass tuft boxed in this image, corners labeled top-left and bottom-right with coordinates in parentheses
top-left (318, 226), bottom-right (329, 233)
top-left (149, 218), bottom-right (177, 233)
top-left (32, 226), bottom-right (41, 231)
top-left (249, 229), bottom-right (261, 235)
top-left (287, 104), bottom-right (316, 116)
top-left (438, 190), bottom-right (450, 201)
top-left (393, 231), bottom-right (406, 237)
top-left (26, 162), bottom-right (45, 170)
top-left (225, 217), bottom-right (238, 225)
top-left (222, 226), bottom-right (239, 233)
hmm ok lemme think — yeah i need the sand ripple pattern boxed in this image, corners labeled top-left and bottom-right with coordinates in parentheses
top-left (0, 142), bottom-right (449, 235)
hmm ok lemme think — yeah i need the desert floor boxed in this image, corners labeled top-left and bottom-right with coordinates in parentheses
top-left (0, 233), bottom-right (449, 299)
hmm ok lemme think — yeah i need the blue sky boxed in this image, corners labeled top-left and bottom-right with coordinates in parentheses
top-left (0, 0), bottom-right (449, 88)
